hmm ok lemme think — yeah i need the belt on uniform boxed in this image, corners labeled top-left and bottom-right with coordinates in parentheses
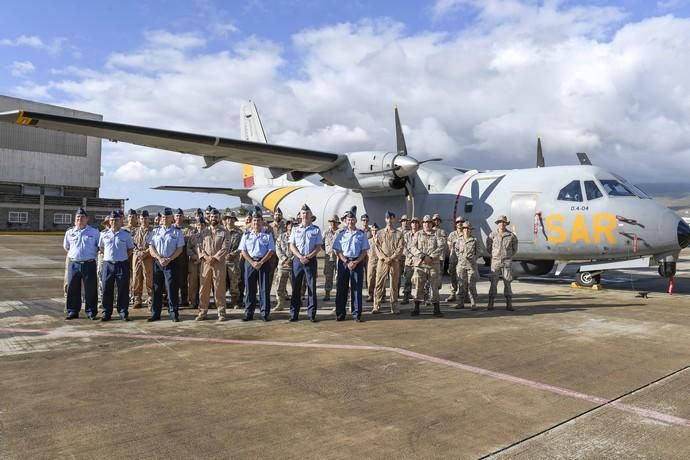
top-left (70, 259), bottom-right (95, 263)
top-left (250, 257), bottom-right (263, 261)
top-left (104, 260), bottom-right (128, 264)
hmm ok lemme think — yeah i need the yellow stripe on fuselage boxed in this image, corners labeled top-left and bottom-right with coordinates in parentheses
top-left (261, 186), bottom-right (303, 212)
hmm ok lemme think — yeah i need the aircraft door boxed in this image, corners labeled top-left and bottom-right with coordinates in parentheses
top-left (510, 193), bottom-right (538, 244)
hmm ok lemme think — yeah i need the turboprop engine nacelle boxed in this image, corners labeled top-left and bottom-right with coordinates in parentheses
top-left (322, 151), bottom-right (419, 192)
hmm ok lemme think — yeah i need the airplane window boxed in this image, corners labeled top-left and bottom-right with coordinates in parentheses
top-left (584, 180), bottom-right (603, 200)
top-left (557, 180), bottom-right (583, 202)
top-left (599, 179), bottom-right (635, 197)
top-left (612, 174), bottom-right (651, 199)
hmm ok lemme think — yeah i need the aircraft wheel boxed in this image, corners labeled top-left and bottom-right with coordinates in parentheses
top-left (575, 271), bottom-right (600, 287)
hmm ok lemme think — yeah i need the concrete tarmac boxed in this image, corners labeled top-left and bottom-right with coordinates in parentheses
top-left (1, 235), bottom-right (689, 459)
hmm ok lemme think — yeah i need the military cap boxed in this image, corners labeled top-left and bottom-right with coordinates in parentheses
top-left (361, 213), bottom-right (369, 220)
top-left (253, 206), bottom-right (263, 217)
top-left (400, 214), bottom-right (409, 221)
top-left (461, 222), bottom-right (473, 230)
top-left (275, 207), bottom-right (283, 215)
top-left (371, 222), bottom-right (380, 230)
top-left (210, 208), bottom-right (220, 215)
top-left (422, 214), bottom-right (433, 223)
top-left (108, 210), bottom-right (120, 219)
top-left (223, 211), bottom-right (237, 220)
top-left (385, 210), bottom-right (396, 218)
top-left (455, 216), bottom-right (465, 223)
top-left (300, 203), bottom-right (311, 212)
top-left (432, 213), bottom-right (442, 221)
top-left (495, 215), bottom-right (510, 225)
top-left (205, 205), bottom-right (213, 212)
top-left (75, 207), bottom-right (88, 216)
top-left (174, 208), bottom-right (184, 216)
top-left (141, 210), bottom-right (150, 218)
top-left (163, 208), bottom-right (174, 216)
top-left (196, 208), bottom-right (203, 215)
top-left (328, 214), bottom-right (339, 223)
top-left (128, 209), bottom-right (137, 216)
top-left (410, 216), bottom-right (420, 222)
top-left (343, 206), bottom-right (356, 219)
top-left (157, 212), bottom-right (163, 218)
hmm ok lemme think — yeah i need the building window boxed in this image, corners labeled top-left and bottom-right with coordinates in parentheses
top-left (54, 213), bottom-right (72, 225)
top-left (8, 212), bottom-right (28, 223)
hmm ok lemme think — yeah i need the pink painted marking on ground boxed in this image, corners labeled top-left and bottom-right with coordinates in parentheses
top-left (2, 326), bottom-right (688, 428)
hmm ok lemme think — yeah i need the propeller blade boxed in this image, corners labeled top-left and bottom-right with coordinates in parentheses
top-left (395, 106), bottom-right (408, 156)
top-left (537, 137), bottom-right (545, 168)
top-left (576, 152), bottom-right (592, 165)
top-left (417, 158), bottom-right (443, 165)
top-left (404, 179), bottom-right (415, 218)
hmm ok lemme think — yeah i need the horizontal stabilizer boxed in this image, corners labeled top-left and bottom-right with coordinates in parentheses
top-left (0, 110), bottom-right (345, 174)
top-left (152, 185), bottom-right (252, 204)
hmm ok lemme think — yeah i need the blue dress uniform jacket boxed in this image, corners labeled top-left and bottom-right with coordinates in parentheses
top-left (98, 229), bottom-right (135, 319)
top-left (63, 225), bottom-right (101, 318)
top-left (333, 228), bottom-right (370, 320)
top-left (288, 224), bottom-right (324, 321)
top-left (146, 225), bottom-right (186, 320)
top-left (239, 229), bottom-right (276, 319)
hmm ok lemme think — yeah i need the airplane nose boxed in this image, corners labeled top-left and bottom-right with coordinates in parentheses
top-left (679, 219), bottom-right (690, 249)
top-left (393, 155), bottom-right (419, 177)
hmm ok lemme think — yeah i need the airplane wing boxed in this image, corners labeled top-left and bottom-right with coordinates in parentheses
top-left (152, 185), bottom-right (252, 204)
top-left (0, 110), bottom-right (345, 174)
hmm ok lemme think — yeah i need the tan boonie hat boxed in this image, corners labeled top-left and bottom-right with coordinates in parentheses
top-left (455, 216), bottom-right (465, 223)
top-left (410, 216), bottom-right (420, 222)
top-left (432, 213), bottom-right (442, 221)
top-left (495, 215), bottom-right (510, 225)
top-left (328, 214), bottom-right (339, 222)
top-left (461, 222), bottom-right (472, 229)
top-left (400, 214), bottom-right (409, 221)
top-left (422, 215), bottom-right (433, 223)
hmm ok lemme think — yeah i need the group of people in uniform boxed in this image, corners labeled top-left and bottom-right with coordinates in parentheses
top-left (63, 203), bottom-right (519, 323)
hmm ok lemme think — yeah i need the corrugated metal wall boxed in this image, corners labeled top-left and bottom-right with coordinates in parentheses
top-left (0, 95), bottom-right (102, 189)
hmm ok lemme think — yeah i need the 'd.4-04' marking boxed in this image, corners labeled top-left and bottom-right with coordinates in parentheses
top-left (544, 213), bottom-right (617, 244)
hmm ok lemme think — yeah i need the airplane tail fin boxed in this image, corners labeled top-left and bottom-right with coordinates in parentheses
top-left (239, 101), bottom-right (312, 189)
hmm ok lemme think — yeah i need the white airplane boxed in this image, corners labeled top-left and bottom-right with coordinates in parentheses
top-left (1, 103), bottom-right (689, 289)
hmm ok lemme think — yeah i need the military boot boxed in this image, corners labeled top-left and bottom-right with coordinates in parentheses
top-left (432, 302), bottom-right (443, 317)
top-left (506, 297), bottom-right (514, 311)
top-left (401, 292), bottom-right (410, 305)
top-left (455, 299), bottom-right (465, 309)
top-left (488, 296), bottom-right (495, 310)
top-left (322, 291), bottom-right (331, 301)
top-left (411, 301), bottom-right (420, 316)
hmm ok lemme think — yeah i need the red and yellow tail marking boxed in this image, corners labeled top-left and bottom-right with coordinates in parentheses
top-left (243, 164), bottom-right (255, 188)
top-left (261, 186), bottom-right (303, 212)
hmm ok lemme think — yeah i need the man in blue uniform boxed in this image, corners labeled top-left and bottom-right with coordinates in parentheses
top-left (63, 208), bottom-right (101, 320)
top-left (98, 210), bottom-right (135, 321)
top-left (288, 204), bottom-right (323, 322)
top-left (333, 207), bottom-right (370, 322)
top-left (147, 207), bottom-right (186, 322)
top-left (239, 207), bottom-right (275, 321)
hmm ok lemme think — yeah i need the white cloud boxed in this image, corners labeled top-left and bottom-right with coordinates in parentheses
top-left (0, 35), bottom-right (65, 54)
top-left (8, 61), bottom-right (35, 77)
top-left (10, 1), bottom-right (690, 205)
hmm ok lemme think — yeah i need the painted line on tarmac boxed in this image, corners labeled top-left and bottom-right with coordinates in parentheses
top-left (1, 326), bottom-right (688, 428)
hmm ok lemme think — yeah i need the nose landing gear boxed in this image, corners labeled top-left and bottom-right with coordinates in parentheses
top-left (575, 271), bottom-right (602, 288)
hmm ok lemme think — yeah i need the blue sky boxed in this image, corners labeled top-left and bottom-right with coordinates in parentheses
top-left (2, 0), bottom-right (690, 209)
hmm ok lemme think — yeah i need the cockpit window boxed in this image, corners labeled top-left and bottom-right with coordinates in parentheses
top-left (584, 180), bottom-right (603, 200)
top-left (612, 174), bottom-right (651, 199)
top-left (599, 179), bottom-right (635, 197)
top-left (557, 180), bottom-right (583, 202)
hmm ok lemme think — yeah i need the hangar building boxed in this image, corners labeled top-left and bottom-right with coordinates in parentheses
top-left (0, 95), bottom-right (122, 231)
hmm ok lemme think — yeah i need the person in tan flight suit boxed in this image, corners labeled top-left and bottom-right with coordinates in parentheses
top-left (124, 209), bottom-right (139, 303)
top-left (453, 221), bottom-right (481, 310)
top-left (445, 216), bottom-right (465, 302)
top-left (432, 213), bottom-right (447, 293)
top-left (360, 214), bottom-right (373, 300)
top-left (268, 207), bottom-right (286, 287)
top-left (223, 212), bottom-right (243, 309)
top-left (273, 218), bottom-right (294, 311)
top-left (366, 223), bottom-right (379, 303)
top-left (187, 215), bottom-right (205, 310)
top-left (372, 211), bottom-right (405, 315)
top-left (131, 210), bottom-right (153, 308)
top-left (400, 216), bottom-right (418, 304)
top-left (409, 215), bottom-right (444, 317)
top-left (486, 215), bottom-right (518, 311)
top-left (322, 215), bottom-right (340, 302)
top-left (196, 209), bottom-right (229, 321)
